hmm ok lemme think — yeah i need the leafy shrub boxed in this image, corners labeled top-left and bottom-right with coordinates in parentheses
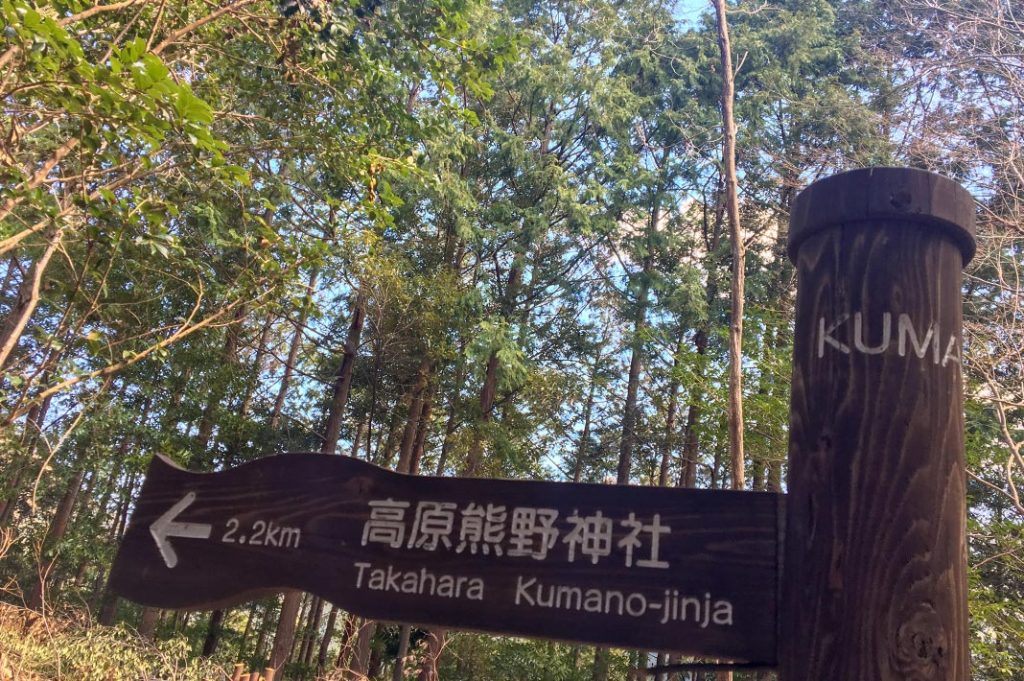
top-left (0, 603), bottom-right (227, 681)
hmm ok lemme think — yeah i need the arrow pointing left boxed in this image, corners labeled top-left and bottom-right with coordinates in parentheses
top-left (150, 491), bottom-right (213, 568)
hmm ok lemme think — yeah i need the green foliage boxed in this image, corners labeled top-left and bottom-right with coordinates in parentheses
top-left (437, 634), bottom-right (631, 681)
top-left (0, 604), bottom-right (226, 681)
top-left (1, 0), bottom-right (1022, 677)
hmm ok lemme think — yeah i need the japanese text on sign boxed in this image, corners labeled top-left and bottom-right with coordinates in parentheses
top-left (361, 499), bottom-right (671, 569)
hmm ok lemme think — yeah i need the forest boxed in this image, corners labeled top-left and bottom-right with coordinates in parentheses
top-left (0, 0), bottom-right (1022, 679)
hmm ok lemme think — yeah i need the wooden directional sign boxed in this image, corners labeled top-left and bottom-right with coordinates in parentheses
top-left (110, 453), bottom-right (782, 663)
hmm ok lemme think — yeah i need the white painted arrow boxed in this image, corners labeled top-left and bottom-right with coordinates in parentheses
top-left (150, 491), bottom-right (213, 568)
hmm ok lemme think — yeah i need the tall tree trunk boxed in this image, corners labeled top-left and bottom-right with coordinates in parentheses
top-left (335, 614), bottom-right (357, 670)
top-left (620, 183), bottom-right (662, 486)
top-left (397, 360), bottom-right (431, 474)
top-left (271, 294), bottom-right (365, 673)
top-left (350, 419), bottom-right (365, 458)
top-left (591, 646), bottom-right (610, 681)
top-left (464, 258), bottom-right (523, 476)
top-left (389, 364), bottom-right (434, 681)
top-left (201, 608), bottom-right (227, 657)
top-left (573, 344), bottom-right (603, 483)
top-left (713, 0), bottom-right (746, 493)
top-left (322, 293), bottom-right (366, 454)
top-left (416, 628), bottom-right (445, 681)
top-left (618, 270), bottom-right (650, 485)
top-left (658, 337), bottom-right (684, 487)
top-left (196, 309), bottom-right (250, 650)
top-left (27, 465), bottom-right (85, 610)
top-left (270, 269), bottom-right (320, 429)
top-left (713, 0), bottom-right (745, 671)
top-left (376, 404), bottom-right (405, 468)
top-left (269, 591), bottom-right (303, 668)
top-left (97, 580), bottom-right (119, 626)
top-left (348, 618), bottom-right (376, 680)
top-left (464, 352), bottom-right (499, 476)
top-left (254, 600), bottom-right (276, 661)
top-left (435, 341), bottom-right (467, 476)
top-left (680, 330), bottom-right (708, 489)
top-left (97, 476), bottom-right (134, 621)
top-left (392, 625), bottom-right (412, 681)
top-left (409, 387), bottom-right (434, 475)
top-left (300, 597), bottom-right (325, 667)
top-left (0, 378), bottom-right (53, 526)
top-left (237, 602), bottom-right (257, 658)
top-left (0, 227), bottom-right (62, 371)
top-left (228, 312), bottom-right (276, 462)
top-left (316, 605), bottom-right (339, 674)
top-left (138, 606), bottom-right (160, 640)
top-left (289, 594), bottom-right (313, 662)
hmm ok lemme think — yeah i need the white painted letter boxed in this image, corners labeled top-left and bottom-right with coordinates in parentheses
top-left (942, 335), bottom-right (962, 367)
top-left (854, 312), bottom-right (891, 354)
top-left (818, 314), bottom-right (851, 358)
top-left (354, 562), bottom-right (370, 588)
top-left (712, 600), bottom-right (734, 626)
top-left (898, 314), bottom-right (938, 362)
top-left (515, 576), bottom-right (536, 606)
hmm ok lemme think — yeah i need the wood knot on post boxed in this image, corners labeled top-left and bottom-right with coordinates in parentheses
top-left (889, 189), bottom-right (913, 211)
top-left (892, 605), bottom-right (948, 679)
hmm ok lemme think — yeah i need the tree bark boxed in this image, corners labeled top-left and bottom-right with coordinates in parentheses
top-left (335, 614), bottom-right (356, 670)
top-left (289, 594), bottom-right (313, 663)
top-left (237, 603), bottom-right (257, 658)
top-left (591, 646), bottom-right (609, 681)
top-left (712, 0), bottom-right (746, 493)
top-left (573, 344), bottom-right (603, 483)
top-left (416, 628), bottom-right (445, 681)
top-left (392, 625), bottom-right (412, 681)
top-left (138, 606), bottom-right (160, 640)
top-left (201, 608), bottom-right (227, 657)
top-left (316, 605), bottom-right (339, 673)
top-left (322, 293), bottom-right (366, 454)
top-left (270, 293), bottom-right (365, 673)
top-left (711, 6), bottom-right (745, 672)
top-left (658, 337), bottom-right (683, 487)
top-left (348, 618), bottom-right (376, 679)
top-left (409, 387), bottom-right (434, 476)
top-left (299, 597), bottom-right (325, 667)
top-left (464, 257), bottom-right (523, 476)
top-left (269, 269), bottom-right (319, 429)
top-left (435, 342), bottom-right (467, 476)
top-left (0, 396), bottom-right (53, 526)
top-left (254, 600), bottom-right (275, 661)
top-left (0, 228), bottom-right (62, 371)
top-left (397, 360), bottom-right (431, 474)
top-left (463, 352), bottom-right (498, 476)
top-left (27, 466), bottom-right (85, 610)
top-left (618, 267), bottom-right (650, 486)
top-left (269, 591), bottom-right (302, 673)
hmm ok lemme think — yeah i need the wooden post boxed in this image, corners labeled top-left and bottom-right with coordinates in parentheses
top-left (781, 167), bottom-right (975, 680)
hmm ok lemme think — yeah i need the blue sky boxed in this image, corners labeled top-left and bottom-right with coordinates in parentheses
top-left (674, 0), bottom-right (710, 26)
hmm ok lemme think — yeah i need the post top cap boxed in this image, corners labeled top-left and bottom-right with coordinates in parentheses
top-left (788, 167), bottom-right (976, 264)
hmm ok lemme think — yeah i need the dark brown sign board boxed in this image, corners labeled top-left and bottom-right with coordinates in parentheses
top-left (109, 453), bottom-right (781, 663)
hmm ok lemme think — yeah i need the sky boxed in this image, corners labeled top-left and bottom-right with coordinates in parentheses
top-left (674, 0), bottom-right (711, 26)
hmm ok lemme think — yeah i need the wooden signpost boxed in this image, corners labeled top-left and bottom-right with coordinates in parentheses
top-left (109, 453), bottom-right (781, 662)
top-left (781, 167), bottom-right (974, 680)
top-left (109, 167), bottom-right (975, 678)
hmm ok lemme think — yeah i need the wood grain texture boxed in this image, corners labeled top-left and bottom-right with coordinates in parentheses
top-left (109, 453), bottom-right (781, 662)
top-left (788, 167), bottom-right (976, 264)
top-left (781, 167), bottom-right (974, 681)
